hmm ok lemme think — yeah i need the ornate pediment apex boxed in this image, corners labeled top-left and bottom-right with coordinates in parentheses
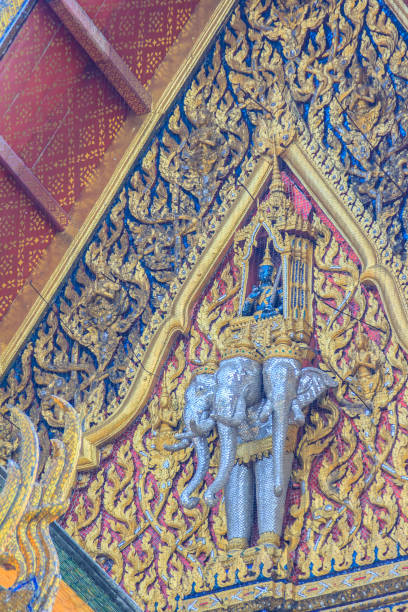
top-left (2, 136), bottom-right (408, 474)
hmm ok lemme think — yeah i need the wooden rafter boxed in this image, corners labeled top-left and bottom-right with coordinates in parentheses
top-left (45, 0), bottom-right (152, 115)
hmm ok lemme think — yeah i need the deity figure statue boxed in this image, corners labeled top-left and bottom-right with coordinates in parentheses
top-left (338, 60), bottom-right (381, 135)
top-left (186, 103), bottom-right (225, 181)
top-left (241, 245), bottom-right (283, 320)
top-left (347, 325), bottom-right (382, 402)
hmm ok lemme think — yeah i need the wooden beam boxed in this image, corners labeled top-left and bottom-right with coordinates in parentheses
top-left (0, 136), bottom-right (69, 232)
top-left (45, 0), bottom-right (151, 115)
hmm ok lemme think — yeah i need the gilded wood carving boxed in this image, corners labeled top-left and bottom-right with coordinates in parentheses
top-left (2, 1), bottom-right (408, 610)
top-left (0, 398), bottom-right (82, 611)
top-left (3, 0), bottom-right (408, 472)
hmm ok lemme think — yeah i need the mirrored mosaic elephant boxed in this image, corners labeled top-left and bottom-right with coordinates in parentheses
top-left (165, 372), bottom-right (216, 509)
top-left (169, 356), bottom-right (337, 547)
top-left (261, 358), bottom-right (337, 497)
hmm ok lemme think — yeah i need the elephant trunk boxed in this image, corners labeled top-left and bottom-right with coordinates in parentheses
top-left (263, 358), bottom-right (301, 497)
top-left (190, 417), bottom-right (214, 436)
top-left (272, 398), bottom-right (291, 496)
top-left (180, 436), bottom-right (210, 509)
top-left (204, 422), bottom-right (238, 507)
top-left (164, 438), bottom-right (190, 452)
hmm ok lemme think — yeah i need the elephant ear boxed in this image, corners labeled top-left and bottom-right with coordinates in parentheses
top-left (294, 367), bottom-right (338, 410)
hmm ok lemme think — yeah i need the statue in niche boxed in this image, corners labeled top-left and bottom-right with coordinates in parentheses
top-left (242, 243), bottom-right (283, 320)
top-left (168, 155), bottom-right (337, 554)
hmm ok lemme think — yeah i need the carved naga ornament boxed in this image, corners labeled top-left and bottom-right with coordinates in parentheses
top-left (167, 154), bottom-right (337, 554)
top-left (0, 397), bottom-right (82, 612)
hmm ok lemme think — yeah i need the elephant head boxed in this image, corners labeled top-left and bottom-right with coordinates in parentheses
top-left (262, 358), bottom-right (337, 496)
top-left (203, 357), bottom-right (262, 507)
top-left (166, 372), bottom-right (216, 508)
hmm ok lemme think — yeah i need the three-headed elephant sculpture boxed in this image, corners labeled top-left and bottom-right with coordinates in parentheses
top-left (168, 356), bottom-right (337, 547)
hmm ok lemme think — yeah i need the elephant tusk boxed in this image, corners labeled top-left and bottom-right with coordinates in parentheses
top-left (175, 432), bottom-right (192, 440)
top-left (180, 435), bottom-right (211, 508)
top-left (275, 484), bottom-right (283, 496)
top-left (259, 399), bottom-right (272, 423)
top-left (164, 439), bottom-right (190, 451)
top-left (203, 489), bottom-right (219, 508)
top-left (189, 419), bottom-right (202, 436)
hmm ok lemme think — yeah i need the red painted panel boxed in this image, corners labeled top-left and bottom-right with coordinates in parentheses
top-left (77, 0), bottom-right (200, 82)
top-left (0, 166), bottom-right (52, 317)
top-left (0, 136), bottom-right (68, 230)
top-left (0, 0), bottom-right (199, 320)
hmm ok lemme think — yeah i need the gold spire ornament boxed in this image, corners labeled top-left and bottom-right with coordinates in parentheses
top-left (269, 146), bottom-right (286, 201)
top-left (228, 151), bottom-right (316, 356)
top-left (261, 239), bottom-right (274, 267)
top-left (193, 352), bottom-right (220, 375)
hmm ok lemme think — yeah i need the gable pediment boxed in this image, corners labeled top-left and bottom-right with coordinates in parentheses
top-left (3, 1), bottom-right (408, 608)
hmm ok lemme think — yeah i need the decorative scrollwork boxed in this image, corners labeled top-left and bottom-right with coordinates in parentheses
top-left (61, 166), bottom-right (408, 608)
top-left (61, 254), bottom-right (240, 611)
top-left (2, 1), bottom-right (408, 609)
top-left (232, 0), bottom-right (408, 246)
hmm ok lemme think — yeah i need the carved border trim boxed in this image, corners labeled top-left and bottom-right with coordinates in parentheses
top-left (80, 152), bottom-right (273, 468)
top-left (180, 557), bottom-right (408, 611)
top-left (3, 0), bottom-right (408, 471)
top-left (3, 0), bottom-right (404, 377)
top-left (386, 0), bottom-right (408, 32)
top-left (78, 130), bottom-right (408, 468)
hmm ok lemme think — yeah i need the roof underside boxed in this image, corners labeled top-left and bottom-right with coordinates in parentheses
top-left (0, 0), bottom-right (199, 322)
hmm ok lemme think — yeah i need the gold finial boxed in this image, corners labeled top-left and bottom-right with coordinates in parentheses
top-left (355, 323), bottom-right (369, 351)
top-left (159, 377), bottom-right (170, 411)
top-left (261, 239), bottom-right (273, 267)
top-left (269, 138), bottom-right (285, 197)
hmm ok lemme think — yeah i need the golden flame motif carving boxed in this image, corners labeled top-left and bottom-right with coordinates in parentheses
top-left (2, 0), bottom-right (408, 609)
top-left (2, 0), bottom-right (408, 476)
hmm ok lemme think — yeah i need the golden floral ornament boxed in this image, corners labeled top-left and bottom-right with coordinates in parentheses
top-left (60, 168), bottom-right (408, 609)
top-left (2, 0), bottom-right (408, 476)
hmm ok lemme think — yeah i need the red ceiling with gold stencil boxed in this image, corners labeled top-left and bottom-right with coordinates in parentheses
top-left (0, 0), bottom-right (199, 319)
